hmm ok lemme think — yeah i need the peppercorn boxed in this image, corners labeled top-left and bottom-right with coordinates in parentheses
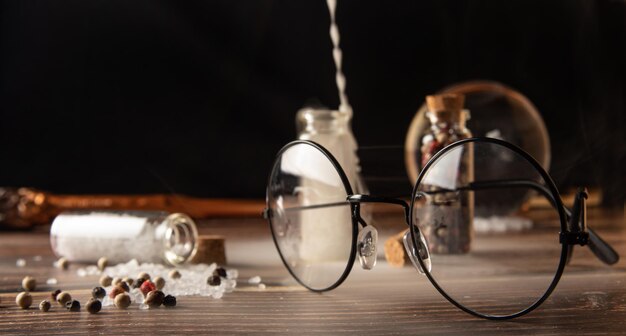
top-left (112, 277), bottom-right (123, 287)
top-left (22, 276), bottom-right (36, 291)
top-left (119, 281), bottom-right (130, 292)
top-left (97, 257), bottom-right (108, 271)
top-left (153, 276), bottom-right (165, 290)
top-left (123, 277), bottom-right (134, 287)
top-left (163, 295), bottom-right (177, 307)
top-left (134, 277), bottom-right (146, 289)
top-left (137, 272), bottom-right (151, 282)
top-left (16, 292), bottom-right (32, 309)
top-left (86, 298), bottom-right (102, 314)
top-left (145, 290), bottom-right (165, 308)
top-left (169, 270), bottom-right (181, 280)
top-left (99, 275), bottom-right (112, 287)
top-left (214, 267), bottom-right (227, 278)
top-left (56, 291), bottom-right (72, 306)
top-left (207, 275), bottom-right (221, 287)
top-left (109, 285), bottom-right (126, 299)
top-left (56, 257), bottom-right (69, 270)
top-left (140, 280), bottom-right (156, 296)
top-left (51, 289), bottom-right (62, 301)
top-left (66, 300), bottom-right (80, 312)
top-left (39, 300), bottom-right (51, 312)
top-left (92, 286), bottom-right (106, 300)
top-left (114, 293), bottom-right (131, 309)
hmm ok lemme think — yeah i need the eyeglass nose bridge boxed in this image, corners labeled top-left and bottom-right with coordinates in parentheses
top-left (403, 229), bottom-right (432, 275)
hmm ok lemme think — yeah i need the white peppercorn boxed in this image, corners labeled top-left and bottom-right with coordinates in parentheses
top-left (97, 257), bottom-right (108, 271)
top-left (16, 292), bottom-right (32, 309)
top-left (99, 275), bottom-right (113, 287)
top-left (169, 270), bottom-right (181, 280)
top-left (56, 257), bottom-right (69, 270)
top-left (22, 276), bottom-right (36, 291)
top-left (56, 291), bottom-right (72, 306)
top-left (39, 300), bottom-right (51, 312)
top-left (114, 293), bottom-right (131, 309)
top-left (153, 276), bottom-right (165, 290)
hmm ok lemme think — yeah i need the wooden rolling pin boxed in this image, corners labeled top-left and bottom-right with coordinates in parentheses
top-left (0, 187), bottom-right (265, 229)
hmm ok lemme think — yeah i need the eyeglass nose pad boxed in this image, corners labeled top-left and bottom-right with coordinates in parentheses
top-left (357, 225), bottom-right (378, 270)
top-left (403, 229), bottom-right (432, 274)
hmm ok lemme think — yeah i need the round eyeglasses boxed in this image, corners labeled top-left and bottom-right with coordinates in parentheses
top-left (264, 137), bottom-right (618, 319)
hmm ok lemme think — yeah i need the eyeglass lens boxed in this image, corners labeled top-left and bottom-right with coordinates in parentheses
top-left (411, 140), bottom-right (563, 317)
top-left (267, 142), bottom-right (355, 291)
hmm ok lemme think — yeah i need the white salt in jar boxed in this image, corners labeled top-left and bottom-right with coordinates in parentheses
top-left (50, 211), bottom-right (198, 265)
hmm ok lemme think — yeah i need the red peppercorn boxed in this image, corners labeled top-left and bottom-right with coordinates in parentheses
top-left (140, 280), bottom-right (156, 296)
top-left (109, 285), bottom-right (126, 299)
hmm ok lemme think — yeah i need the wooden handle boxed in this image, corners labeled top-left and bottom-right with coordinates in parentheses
top-left (384, 228), bottom-right (410, 267)
top-left (0, 187), bottom-right (265, 229)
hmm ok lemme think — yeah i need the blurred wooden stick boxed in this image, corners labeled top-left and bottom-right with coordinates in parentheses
top-left (0, 187), bottom-right (264, 229)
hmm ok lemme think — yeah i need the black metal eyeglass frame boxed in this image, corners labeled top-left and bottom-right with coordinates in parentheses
top-left (264, 137), bottom-right (619, 320)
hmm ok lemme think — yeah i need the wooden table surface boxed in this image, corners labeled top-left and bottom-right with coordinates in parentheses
top-left (1, 208), bottom-right (624, 335)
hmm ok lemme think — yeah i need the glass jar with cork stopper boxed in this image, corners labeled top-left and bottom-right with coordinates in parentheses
top-left (416, 93), bottom-right (474, 254)
top-left (50, 211), bottom-right (199, 265)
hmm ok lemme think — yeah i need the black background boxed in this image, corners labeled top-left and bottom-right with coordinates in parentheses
top-left (1, 0), bottom-right (624, 204)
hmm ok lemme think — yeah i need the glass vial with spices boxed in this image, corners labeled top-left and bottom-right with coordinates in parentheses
top-left (417, 94), bottom-right (474, 254)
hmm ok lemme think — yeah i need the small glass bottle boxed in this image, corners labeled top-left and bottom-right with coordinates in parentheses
top-left (295, 107), bottom-right (368, 261)
top-left (418, 94), bottom-right (474, 254)
top-left (50, 211), bottom-right (198, 265)
top-left (296, 107), bottom-right (367, 193)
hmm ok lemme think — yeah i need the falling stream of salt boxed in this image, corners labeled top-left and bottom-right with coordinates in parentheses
top-left (326, 0), bottom-right (352, 116)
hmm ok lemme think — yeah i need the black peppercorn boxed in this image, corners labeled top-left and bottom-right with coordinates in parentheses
top-left (163, 295), bottom-right (176, 307)
top-left (66, 300), bottom-right (80, 312)
top-left (145, 290), bottom-right (165, 308)
top-left (207, 275), bottom-right (221, 287)
top-left (92, 286), bottom-right (106, 300)
top-left (86, 298), bottom-right (102, 314)
top-left (134, 277), bottom-right (146, 288)
top-left (51, 289), bottom-right (62, 301)
top-left (119, 281), bottom-right (130, 293)
top-left (214, 267), bottom-right (227, 278)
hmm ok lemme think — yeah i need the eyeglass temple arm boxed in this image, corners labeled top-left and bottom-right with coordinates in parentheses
top-left (460, 180), bottom-right (619, 265)
top-left (263, 201), bottom-right (350, 219)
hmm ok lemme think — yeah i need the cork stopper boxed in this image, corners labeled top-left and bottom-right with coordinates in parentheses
top-left (188, 235), bottom-right (227, 265)
top-left (425, 93), bottom-right (467, 125)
